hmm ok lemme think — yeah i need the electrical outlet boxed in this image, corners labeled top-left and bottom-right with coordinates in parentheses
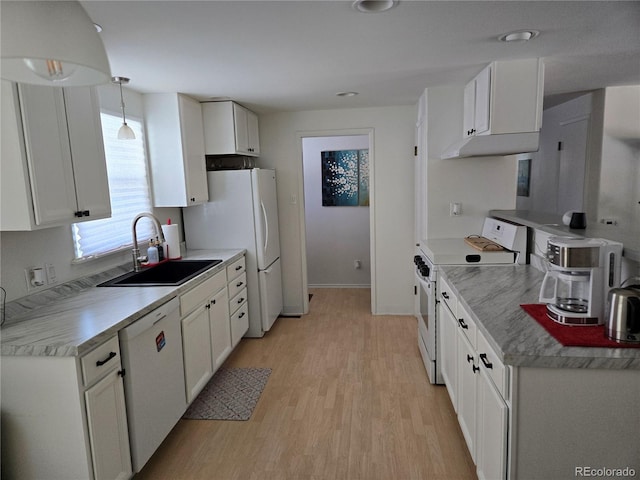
top-left (24, 266), bottom-right (46, 291)
top-left (450, 202), bottom-right (462, 216)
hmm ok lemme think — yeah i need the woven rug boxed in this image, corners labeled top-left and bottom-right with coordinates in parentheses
top-left (183, 367), bottom-right (272, 421)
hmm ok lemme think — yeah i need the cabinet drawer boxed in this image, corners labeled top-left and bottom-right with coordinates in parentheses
top-left (228, 272), bottom-right (247, 299)
top-left (229, 288), bottom-right (248, 315)
top-left (477, 331), bottom-right (506, 398)
top-left (457, 302), bottom-right (477, 349)
top-left (226, 256), bottom-right (246, 281)
top-left (81, 336), bottom-right (121, 387)
top-left (230, 302), bottom-right (249, 346)
top-left (439, 276), bottom-right (457, 316)
top-left (180, 270), bottom-right (226, 316)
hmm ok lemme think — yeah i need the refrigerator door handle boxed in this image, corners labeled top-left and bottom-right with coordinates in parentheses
top-left (261, 201), bottom-right (269, 252)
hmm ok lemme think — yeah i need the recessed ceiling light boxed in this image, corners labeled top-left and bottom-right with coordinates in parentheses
top-left (336, 91), bottom-right (359, 97)
top-left (498, 30), bottom-right (540, 43)
top-left (352, 0), bottom-right (398, 13)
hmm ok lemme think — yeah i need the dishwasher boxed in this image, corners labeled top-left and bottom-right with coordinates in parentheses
top-left (119, 297), bottom-right (187, 472)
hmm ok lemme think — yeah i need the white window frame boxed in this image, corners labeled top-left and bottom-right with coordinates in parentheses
top-left (71, 111), bottom-right (156, 262)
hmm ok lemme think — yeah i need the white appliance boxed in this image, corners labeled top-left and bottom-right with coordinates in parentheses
top-left (183, 168), bottom-right (283, 337)
top-left (414, 217), bottom-right (527, 384)
top-left (118, 297), bottom-right (187, 472)
top-left (539, 237), bottom-right (623, 325)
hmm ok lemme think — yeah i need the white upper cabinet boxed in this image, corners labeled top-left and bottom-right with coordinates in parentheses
top-left (201, 101), bottom-right (260, 157)
top-left (465, 59), bottom-right (544, 138)
top-left (144, 93), bottom-right (208, 207)
top-left (1, 80), bottom-right (111, 231)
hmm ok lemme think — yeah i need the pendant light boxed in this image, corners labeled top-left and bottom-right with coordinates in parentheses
top-left (112, 76), bottom-right (136, 140)
top-left (0, 1), bottom-right (111, 86)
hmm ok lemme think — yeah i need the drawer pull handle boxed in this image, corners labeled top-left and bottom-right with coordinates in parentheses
top-left (442, 292), bottom-right (449, 299)
top-left (480, 353), bottom-right (493, 369)
top-left (96, 351), bottom-right (116, 367)
top-left (458, 318), bottom-right (468, 329)
top-left (235, 265), bottom-right (242, 271)
top-left (237, 297), bottom-right (245, 304)
top-left (238, 312), bottom-right (246, 319)
top-left (211, 299), bottom-right (216, 305)
top-left (236, 281), bottom-right (244, 287)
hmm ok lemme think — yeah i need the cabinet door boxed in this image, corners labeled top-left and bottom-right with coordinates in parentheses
top-left (179, 95), bottom-right (208, 205)
top-left (463, 80), bottom-right (476, 138)
top-left (181, 305), bottom-right (213, 403)
top-left (457, 331), bottom-right (478, 462)
top-left (476, 369), bottom-right (508, 480)
top-left (233, 102), bottom-right (250, 155)
top-left (63, 87), bottom-right (112, 220)
top-left (439, 302), bottom-right (458, 410)
top-left (474, 65), bottom-right (491, 135)
top-left (209, 287), bottom-right (231, 370)
top-left (84, 368), bottom-right (132, 480)
top-left (17, 83), bottom-right (78, 225)
top-left (246, 109), bottom-right (260, 155)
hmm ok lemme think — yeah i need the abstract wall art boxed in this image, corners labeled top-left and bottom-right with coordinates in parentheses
top-left (321, 149), bottom-right (369, 206)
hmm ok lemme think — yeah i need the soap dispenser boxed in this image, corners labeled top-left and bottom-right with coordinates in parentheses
top-left (147, 239), bottom-right (159, 264)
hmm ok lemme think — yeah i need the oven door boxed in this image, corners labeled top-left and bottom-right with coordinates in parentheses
top-left (416, 271), bottom-right (439, 384)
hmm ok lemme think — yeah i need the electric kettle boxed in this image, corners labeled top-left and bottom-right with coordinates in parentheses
top-left (605, 281), bottom-right (640, 343)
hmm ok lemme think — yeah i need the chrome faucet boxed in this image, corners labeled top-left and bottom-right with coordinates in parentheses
top-left (131, 212), bottom-right (166, 272)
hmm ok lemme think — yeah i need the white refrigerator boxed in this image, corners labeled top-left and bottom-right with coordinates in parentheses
top-left (183, 168), bottom-right (283, 337)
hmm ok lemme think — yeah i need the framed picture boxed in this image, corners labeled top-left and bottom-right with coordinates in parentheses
top-left (321, 149), bottom-right (369, 206)
top-left (517, 158), bottom-right (531, 197)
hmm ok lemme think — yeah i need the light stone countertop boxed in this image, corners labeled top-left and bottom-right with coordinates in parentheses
top-left (440, 264), bottom-right (640, 370)
top-left (0, 249), bottom-right (245, 358)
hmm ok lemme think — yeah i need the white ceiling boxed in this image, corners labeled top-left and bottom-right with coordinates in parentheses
top-left (81, 0), bottom-right (640, 113)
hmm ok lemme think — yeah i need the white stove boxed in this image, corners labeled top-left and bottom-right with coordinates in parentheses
top-left (414, 218), bottom-right (527, 384)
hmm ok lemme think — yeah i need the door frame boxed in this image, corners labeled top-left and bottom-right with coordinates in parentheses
top-left (295, 128), bottom-right (376, 314)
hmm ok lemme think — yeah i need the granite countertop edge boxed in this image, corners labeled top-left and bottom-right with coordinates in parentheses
top-left (439, 264), bottom-right (640, 370)
top-left (1, 249), bottom-right (246, 358)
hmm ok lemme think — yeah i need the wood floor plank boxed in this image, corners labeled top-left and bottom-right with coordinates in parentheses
top-left (135, 288), bottom-right (476, 480)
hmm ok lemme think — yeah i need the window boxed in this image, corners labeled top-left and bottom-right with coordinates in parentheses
top-left (72, 113), bottom-right (155, 260)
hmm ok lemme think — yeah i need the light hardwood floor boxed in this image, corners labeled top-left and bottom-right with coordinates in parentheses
top-left (135, 288), bottom-right (477, 480)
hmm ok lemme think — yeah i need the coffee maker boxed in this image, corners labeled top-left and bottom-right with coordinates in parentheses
top-left (539, 237), bottom-right (623, 325)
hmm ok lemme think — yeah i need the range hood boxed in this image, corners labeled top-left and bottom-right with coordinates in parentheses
top-left (441, 132), bottom-right (540, 159)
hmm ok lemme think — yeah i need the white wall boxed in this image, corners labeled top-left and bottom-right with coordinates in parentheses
top-left (303, 135), bottom-right (370, 287)
top-left (516, 93), bottom-right (600, 217)
top-left (0, 84), bottom-right (181, 302)
top-left (258, 106), bottom-right (415, 315)
top-left (425, 86), bottom-right (518, 238)
top-left (598, 86), bottom-right (640, 229)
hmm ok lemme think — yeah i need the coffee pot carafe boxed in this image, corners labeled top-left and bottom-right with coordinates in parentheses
top-left (539, 237), bottom-right (623, 325)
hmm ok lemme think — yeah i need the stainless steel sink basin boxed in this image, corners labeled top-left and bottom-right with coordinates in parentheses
top-left (98, 260), bottom-right (223, 287)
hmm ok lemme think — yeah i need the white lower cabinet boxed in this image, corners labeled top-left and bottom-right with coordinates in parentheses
top-left (210, 287), bottom-right (231, 370)
top-left (182, 303), bottom-right (215, 403)
top-left (476, 367), bottom-right (508, 480)
top-left (85, 368), bottom-right (133, 480)
top-left (456, 331), bottom-right (478, 462)
top-left (180, 254), bottom-right (247, 402)
top-left (439, 274), bottom-right (508, 479)
top-left (0, 336), bottom-right (132, 480)
top-left (439, 300), bottom-right (458, 410)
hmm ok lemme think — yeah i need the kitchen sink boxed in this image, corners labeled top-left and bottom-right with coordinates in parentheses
top-left (98, 259), bottom-right (223, 287)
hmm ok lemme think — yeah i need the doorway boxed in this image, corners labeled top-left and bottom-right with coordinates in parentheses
top-left (297, 129), bottom-right (375, 314)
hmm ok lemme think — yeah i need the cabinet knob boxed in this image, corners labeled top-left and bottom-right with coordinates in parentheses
top-left (472, 365), bottom-right (480, 374)
top-left (467, 354), bottom-right (474, 363)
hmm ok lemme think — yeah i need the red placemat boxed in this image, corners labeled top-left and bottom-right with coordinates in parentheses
top-left (520, 304), bottom-right (640, 349)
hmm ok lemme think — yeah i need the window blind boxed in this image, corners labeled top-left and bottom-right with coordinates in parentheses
top-left (72, 113), bottom-right (155, 260)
